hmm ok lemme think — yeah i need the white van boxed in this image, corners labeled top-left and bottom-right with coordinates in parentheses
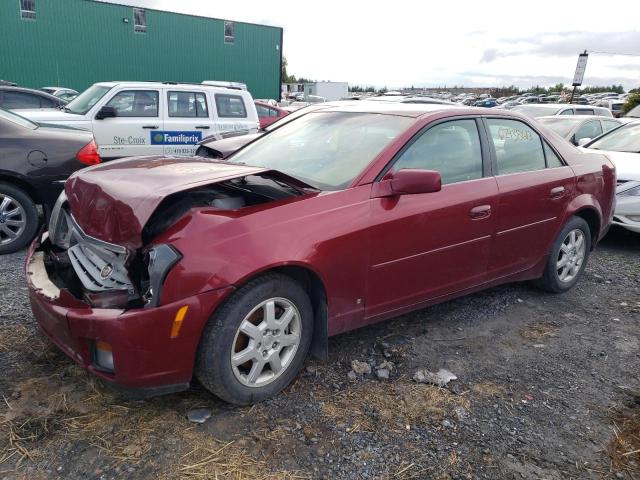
top-left (16, 81), bottom-right (259, 158)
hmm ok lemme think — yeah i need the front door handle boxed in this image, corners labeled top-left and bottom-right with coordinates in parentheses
top-left (469, 205), bottom-right (491, 220)
top-left (195, 125), bottom-right (210, 129)
top-left (550, 186), bottom-right (566, 198)
top-left (142, 125), bottom-right (159, 129)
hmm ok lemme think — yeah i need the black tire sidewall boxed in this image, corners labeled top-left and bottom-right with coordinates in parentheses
top-left (0, 182), bottom-right (39, 254)
top-left (196, 274), bottom-right (313, 405)
top-left (542, 216), bottom-right (592, 293)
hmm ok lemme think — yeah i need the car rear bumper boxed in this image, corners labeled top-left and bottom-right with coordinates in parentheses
top-left (25, 234), bottom-right (233, 393)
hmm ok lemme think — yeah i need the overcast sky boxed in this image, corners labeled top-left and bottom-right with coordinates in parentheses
top-left (100, 0), bottom-right (640, 90)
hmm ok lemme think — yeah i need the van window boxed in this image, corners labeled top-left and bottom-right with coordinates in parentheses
top-left (167, 91), bottom-right (208, 118)
top-left (105, 90), bottom-right (159, 117)
top-left (215, 94), bottom-right (247, 118)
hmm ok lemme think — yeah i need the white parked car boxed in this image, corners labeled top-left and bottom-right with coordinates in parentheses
top-left (16, 81), bottom-right (259, 159)
top-left (580, 120), bottom-right (640, 233)
top-left (536, 115), bottom-right (622, 146)
top-left (513, 103), bottom-right (612, 119)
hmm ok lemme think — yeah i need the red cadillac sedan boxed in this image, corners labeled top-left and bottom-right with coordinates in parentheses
top-left (26, 103), bottom-right (616, 404)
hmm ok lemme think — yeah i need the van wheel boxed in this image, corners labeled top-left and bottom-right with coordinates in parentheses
top-left (535, 216), bottom-right (591, 293)
top-left (196, 273), bottom-right (313, 405)
top-left (0, 182), bottom-right (39, 254)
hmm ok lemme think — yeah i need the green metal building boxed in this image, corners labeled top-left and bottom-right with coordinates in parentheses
top-left (1, 0), bottom-right (283, 99)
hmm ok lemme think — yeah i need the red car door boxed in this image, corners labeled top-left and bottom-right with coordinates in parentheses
top-left (366, 118), bottom-right (499, 320)
top-left (483, 117), bottom-right (575, 278)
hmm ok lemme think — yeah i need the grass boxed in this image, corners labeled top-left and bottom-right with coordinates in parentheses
top-left (519, 321), bottom-right (559, 341)
top-left (606, 395), bottom-right (640, 477)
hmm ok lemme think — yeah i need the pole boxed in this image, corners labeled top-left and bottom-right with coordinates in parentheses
top-left (569, 85), bottom-right (577, 104)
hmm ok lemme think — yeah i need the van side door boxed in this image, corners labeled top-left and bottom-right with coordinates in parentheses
top-left (160, 89), bottom-right (213, 156)
top-left (211, 92), bottom-right (259, 136)
top-left (91, 88), bottom-right (164, 159)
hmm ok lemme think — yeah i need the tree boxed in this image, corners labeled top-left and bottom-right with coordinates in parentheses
top-left (622, 92), bottom-right (640, 115)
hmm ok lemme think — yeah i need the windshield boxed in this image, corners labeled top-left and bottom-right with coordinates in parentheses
top-left (626, 105), bottom-right (640, 118)
top-left (537, 117), bottom-right (584, 137)
top-left (513, 105), bottom-right (562, 117)
top-left (588, 122), bottom-right (640, 153)
top-left (228, 111), bottom-right (413, 190)
top-left (65, 85), bottom-right (112, 114)
top-left (0, 108), bottom-right (38, 129)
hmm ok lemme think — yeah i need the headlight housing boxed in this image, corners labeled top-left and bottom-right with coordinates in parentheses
top-left (141, 244), bottom-right (182, 308)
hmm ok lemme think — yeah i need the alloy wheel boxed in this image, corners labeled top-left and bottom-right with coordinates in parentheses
top-left (556, 229), bottom-right (586, 283)
top-left (0, 195), bottom-right (26, 246)
top-left (230, 297), bottom-right (302, 388)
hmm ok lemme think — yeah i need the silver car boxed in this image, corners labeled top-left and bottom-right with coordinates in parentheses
top-left (536, 115), bottom-right (622, 146)
top-left (513, 103), bottom-right (613, 118)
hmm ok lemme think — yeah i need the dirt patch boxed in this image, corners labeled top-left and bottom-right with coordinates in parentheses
top-left (519, 321), bottom-right (559, 341)
top-left (606, 393), bottom-right (640, 476)
top-left (470, 381), bottom-right (506, 398)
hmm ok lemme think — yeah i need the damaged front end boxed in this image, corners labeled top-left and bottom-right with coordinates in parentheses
top-left (38, 168), bottom-right (313, 311)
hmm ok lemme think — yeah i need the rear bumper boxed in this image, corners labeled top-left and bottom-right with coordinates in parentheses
top-left (26, 235), bottom-right (233, 392)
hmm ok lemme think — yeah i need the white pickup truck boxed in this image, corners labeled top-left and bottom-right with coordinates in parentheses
top-left (17, 81), bottom-right (259, 158)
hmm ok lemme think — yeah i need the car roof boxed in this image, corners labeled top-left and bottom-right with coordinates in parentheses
top-left (309, 102), bottom-right (472, 118)
top-left (0, 86), bottom-right (62, 99)
top-left (537, 115), bottom-right (619, 121)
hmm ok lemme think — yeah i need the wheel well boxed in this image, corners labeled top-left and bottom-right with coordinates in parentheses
top-left (574, 208), bottom-right (600, 249)
top-left (0, 175), bottom-right (41, 205)
top-left (267, 265), bottom-right (329, 360)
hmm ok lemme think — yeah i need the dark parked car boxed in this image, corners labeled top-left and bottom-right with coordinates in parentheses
top-left (475, 99), bottom-right (498, 108)
top-left (0, 108), bottom-right (100, 253)
top-left (27, 104), bottom-right (615, 405)
top-left (0, 86), bottom-right (67, 110)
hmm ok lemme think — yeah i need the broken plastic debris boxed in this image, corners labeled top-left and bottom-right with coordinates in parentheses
top-left (187, 408), bottom-right (212, 424)
top-left (413, 368), bottom-right (457, 387)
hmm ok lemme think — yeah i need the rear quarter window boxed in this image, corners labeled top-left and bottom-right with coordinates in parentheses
top-left (215, 94), bottom-right (247, 118)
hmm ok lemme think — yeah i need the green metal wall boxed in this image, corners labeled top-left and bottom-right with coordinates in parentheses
top-left (0, 0), bottom-right (282, 99)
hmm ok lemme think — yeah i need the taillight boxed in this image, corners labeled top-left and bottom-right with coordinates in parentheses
top-left (76, 139), bottom-right (101, 166)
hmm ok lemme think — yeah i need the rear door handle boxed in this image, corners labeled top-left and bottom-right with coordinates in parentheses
top-left (469, 205), bottom-right (491, 219)
top-left (142, 125), bottom-right (159, 129)
top-left (195, 125), bottom-right (210, 129)
top-left (550, 186), bottom-right (566, 198)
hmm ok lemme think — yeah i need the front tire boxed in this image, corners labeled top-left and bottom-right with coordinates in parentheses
top-left (0, 182), bottom-right (39, 254)
top-left (535, 216), bottom-right (591, 293)
top-left (196, 273), bottom-right (313, 405)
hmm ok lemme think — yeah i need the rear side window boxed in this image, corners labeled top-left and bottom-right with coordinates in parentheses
top-left (602, 120), bottom-right (620, 132)
top-left (543, 142), bottom-right (564, 168)
top-left (575, 109), bottom-right (595, 115)
top-left (2, 91), bottom-right (41, 109)
top-left (486, 119), bottom-right (546, 175)
top-left (105, 90), bottom-right (159, 117)
top-left (559, 109), bottom-right (574, 115)
top-left (392, 119), bottom-right (483, 185)
top-left (215, 94), bottom-right (247, 118)
top-left (167, 91), bottom-right (208, 118)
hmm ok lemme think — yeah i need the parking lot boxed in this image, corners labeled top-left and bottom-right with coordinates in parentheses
top-left (1, 226), bottom-right (637, 479)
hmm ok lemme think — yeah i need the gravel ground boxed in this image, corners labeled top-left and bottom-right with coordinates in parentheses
top-left (0, 227), bottom-right (638, 479)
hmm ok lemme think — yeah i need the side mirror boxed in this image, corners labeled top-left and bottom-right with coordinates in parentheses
top-left (577, 137), bottom-right (592, 146)
top-left (95, 106), bottom-right (117, 120)
top-left (372, 169), bottom-right (442, 198)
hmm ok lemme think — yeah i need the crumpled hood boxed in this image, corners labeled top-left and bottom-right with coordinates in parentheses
top-left (65, 156), bottom-right (274, 249)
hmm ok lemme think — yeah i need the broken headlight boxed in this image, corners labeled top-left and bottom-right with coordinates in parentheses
top-left (141, 244), bottom-right (182, 308)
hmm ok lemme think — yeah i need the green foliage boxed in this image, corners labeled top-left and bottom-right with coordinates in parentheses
top-left (622, 92), bottom-right (640, 115)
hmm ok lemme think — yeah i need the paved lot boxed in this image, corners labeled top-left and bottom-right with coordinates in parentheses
top-left (1, 227), bottom-right (638, 479)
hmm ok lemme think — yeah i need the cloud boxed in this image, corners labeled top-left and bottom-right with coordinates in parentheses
top-left (481, 30), bottom-right (640, 62)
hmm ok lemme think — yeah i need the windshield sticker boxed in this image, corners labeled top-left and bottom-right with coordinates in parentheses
top-left (498, 127), bottom-right (533, 141)
top-left (151, 131), bottom-right (202, 145)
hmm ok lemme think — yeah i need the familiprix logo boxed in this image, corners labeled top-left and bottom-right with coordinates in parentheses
top-left (150, 131), bottom-right (203, 145)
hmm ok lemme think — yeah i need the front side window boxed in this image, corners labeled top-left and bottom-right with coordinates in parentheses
top-left (20, 0), bottom-right (35, 20)
top-left (575, 109), bottom-right (595, 116)
top-left (105, 90), bottom-right (158, 117)
top-left (255, 104), bottom-right (271, 117)
top-left (228, 112), bottom-right (412, 190)
top-left (215, 94), bottom-right (246, 118)
top-left (559, 109), bottom-right (574, 115)
top-left (602, 120), bottom-right (621, 132)
top-left (392, 119), bottom-right (483, 185)
top-left (487, 119), bottom-right (546, 175)
top-left (134, 8), bottom-right (146, 33)
top-left (224, 21), bottom-right (235, 44)
top-left (574, 121), bottom-right (602, 143)
top-left (167, 91), bottom-right (208, 118)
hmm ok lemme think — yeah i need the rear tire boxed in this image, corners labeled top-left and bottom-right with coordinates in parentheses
top-left (0, 182), bottom-right (39, 254)
top-left (195, 273), bottom-right (313, 405)
top-left (535, 216), bottom-right (591, 293)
